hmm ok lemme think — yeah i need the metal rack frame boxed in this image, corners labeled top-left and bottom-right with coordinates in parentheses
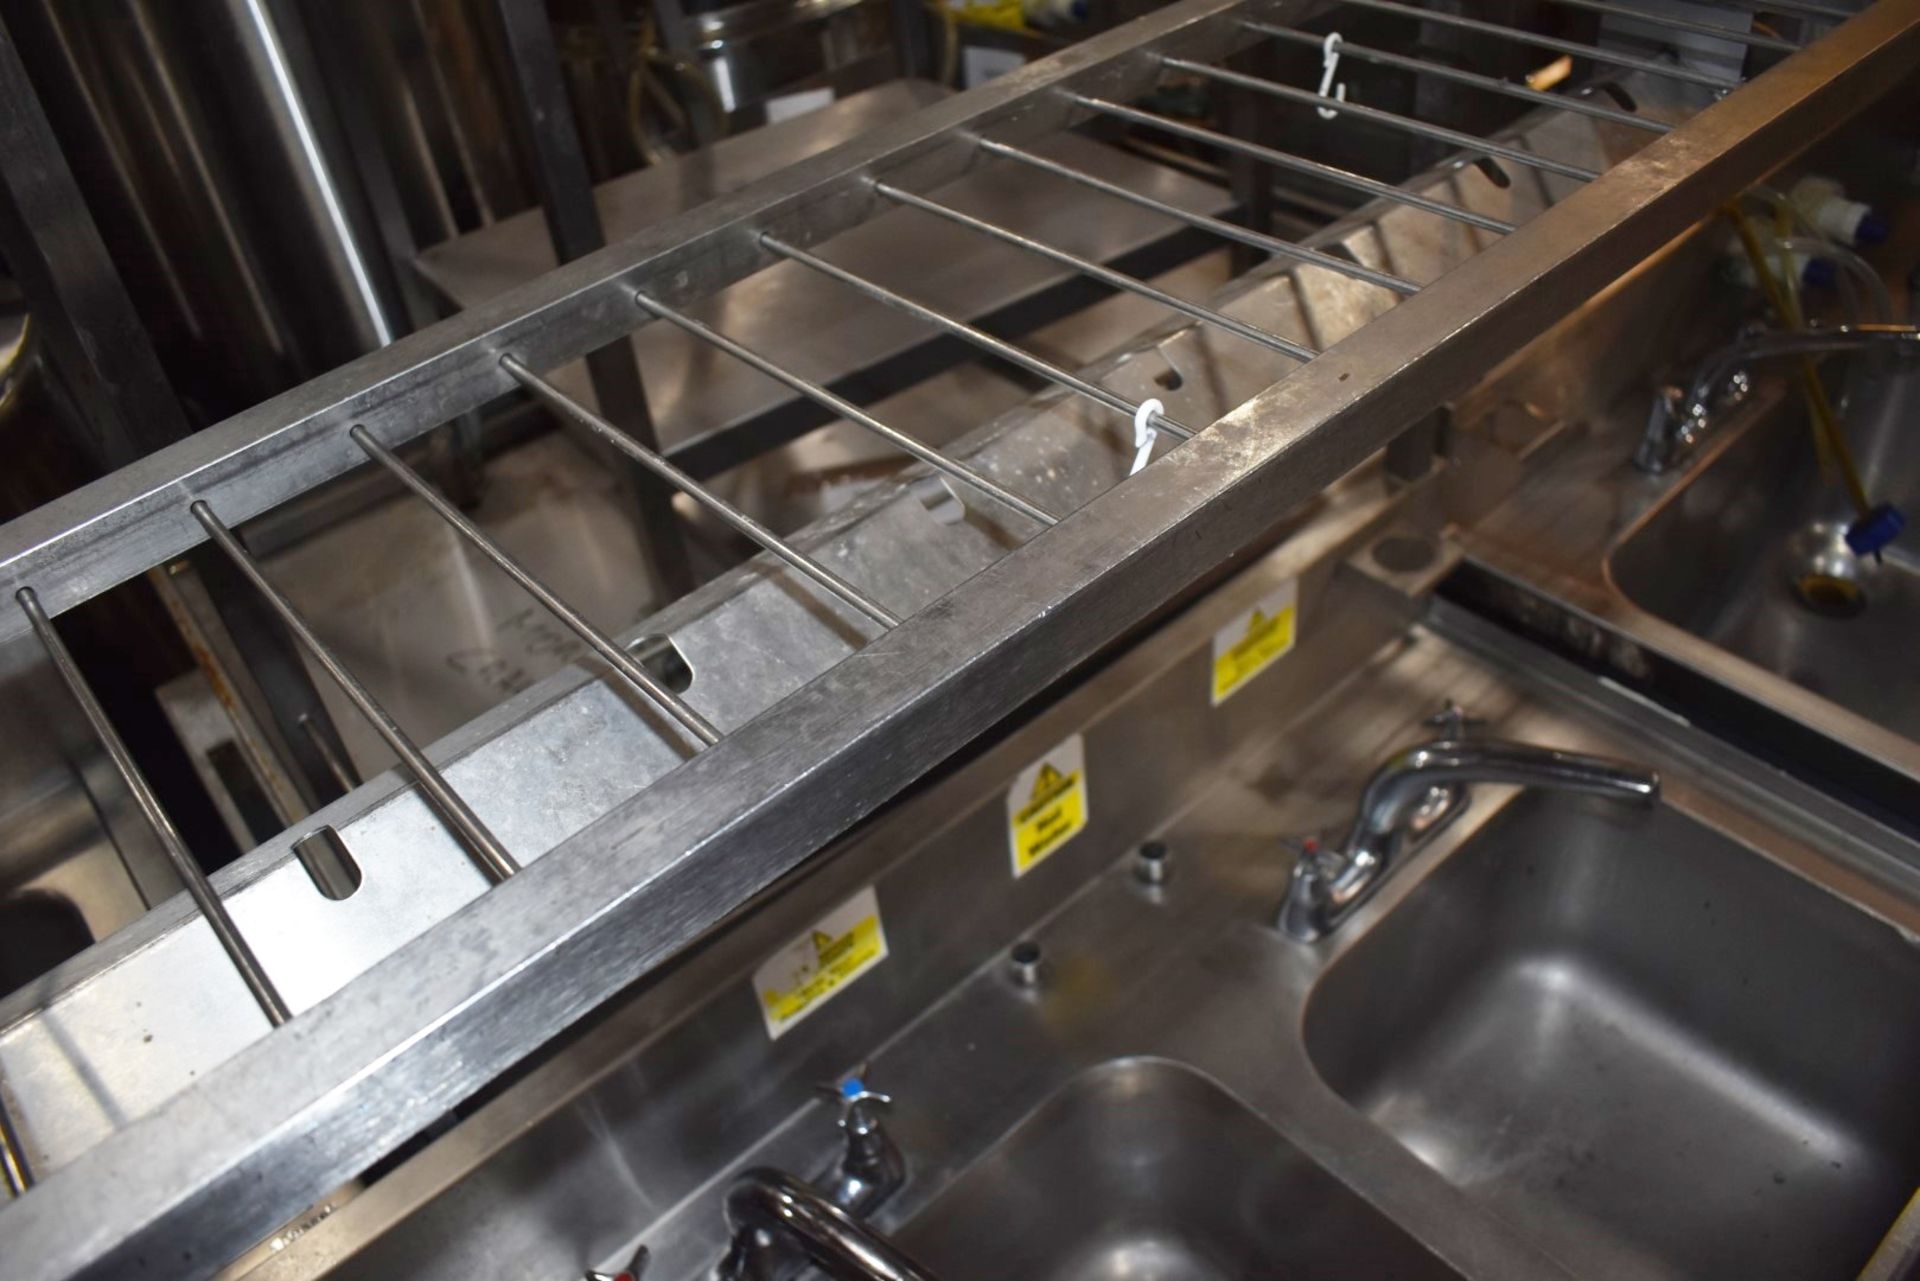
top-left (0, 0), bottom-right (1913, 1274)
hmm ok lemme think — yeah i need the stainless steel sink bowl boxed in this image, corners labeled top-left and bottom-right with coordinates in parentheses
top-left (898, 1058), bottom-right (1461, 1281)
top-left (1305, 792), bottom-right (1920, 1280)
top-left (1608, 392), bottom-right (1920, 743)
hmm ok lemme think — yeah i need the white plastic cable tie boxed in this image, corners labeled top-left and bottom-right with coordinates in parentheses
top-left (1317, 33), bottom-right (1347, 120)
top-left (1130, 398), bottom-right (1164, 476)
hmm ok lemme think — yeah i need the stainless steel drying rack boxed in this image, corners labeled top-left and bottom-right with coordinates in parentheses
top-left (0, 0), bottom-right (1914, 1274)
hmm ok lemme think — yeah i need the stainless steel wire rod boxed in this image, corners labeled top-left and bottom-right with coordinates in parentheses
top-left (976, 139), bottom-right (1422, 294)
top-left (631, 292), bottom-right (1059, 527)
top-left (350, 426), bottom-right (729, 742)
top-left (18, 585), bottom-right (292, 1026)
top-left (1529, 0), bottom-right (1799, 51)
top-left (1165, 58), bottom-right (1603, 182)
top-left (300, 712), bottom-right (362, 792)
top-left (1242, 22), bottom-right (1670, 134)
top-left (500, 357), bottom-right (902, 628)
top-left (0, 1094), bottom-right (29, 1197)
top-left (1318, 0), bottom-right (1742, 90)
top-left (761, 234), bottom-right (1203, 442)
top-left (190, 502), bottom-right (522, 883)
top-left (1071, 96), bottom-right (1517, 235)
top-left (872, 181), bottom-right (1318, 361)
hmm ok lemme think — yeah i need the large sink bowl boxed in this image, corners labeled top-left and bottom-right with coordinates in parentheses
top-left (1609, 393), bottom-right (1920, 743)
top-left (1306, 792), bottom-right (1920, 1279)
top-left (899, 1057), bottom-right (1459, 1280)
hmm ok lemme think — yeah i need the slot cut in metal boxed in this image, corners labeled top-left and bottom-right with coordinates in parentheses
top-left (630, 634), bottom-right (695, 694)
top-left (294, 826), bottom-right (362, 901)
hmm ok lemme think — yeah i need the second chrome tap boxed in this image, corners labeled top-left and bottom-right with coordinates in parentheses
top-left (1278, 705), bottom-right (1660, 941)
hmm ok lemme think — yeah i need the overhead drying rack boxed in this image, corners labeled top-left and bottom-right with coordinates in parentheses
top-left (0, 0), bottom-right (1913, 1274)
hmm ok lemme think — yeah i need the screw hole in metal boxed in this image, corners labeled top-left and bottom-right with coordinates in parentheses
top-left (1009, 939), bottom-right (1044, 988)
top-left (1135, 839), bottom-right (1171, 885)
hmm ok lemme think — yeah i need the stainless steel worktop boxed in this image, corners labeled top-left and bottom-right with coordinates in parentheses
top-left (246, 561), bottom-right (1920, 1281)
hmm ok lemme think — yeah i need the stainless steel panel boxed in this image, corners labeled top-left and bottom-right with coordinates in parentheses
top-left (243, 465), bottom-right (1439, 1281)
top-left (899, 1061), bottom-right (1463, 1280)
top-left (0, 228), bottom-right (1335, 1185)
top-left (254, 590), bottom-right (1920, 1281)
top-left (2, 1), bottom-right (1916, 1275)
top-left (1309, 791), bottom-right (1920, 1278)
top-left (1610, 397), bottom-right (1920, 741)
top-left (1450, 122), bottom-right (1920, 808)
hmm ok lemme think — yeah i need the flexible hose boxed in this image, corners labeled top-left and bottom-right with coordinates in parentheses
top-left (1726, 202), bottom-right (1874, 520)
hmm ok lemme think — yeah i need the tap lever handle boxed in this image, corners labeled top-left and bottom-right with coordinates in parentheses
top-left (816, 1067), bottom-right (892, 1131)
top-left (1279, 833), bottom-right (1335, 872)
top-left (1424, 700), bottom-right (1485, 740)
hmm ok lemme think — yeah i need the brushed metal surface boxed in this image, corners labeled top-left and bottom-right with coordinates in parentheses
top-left (1611, 396), bottom-right (1920, 742)
top-left (0, 0), bottom-right (1271, 642)
top-left (4, 2), bottom-right (1918, 1275)
top-left (257, 597), bottom-right (1920, 1281)
top-left (0, 77), bottom-right (1655, 1194)
top-left (1308, 792), bottom-right (1920, 1278)
top-left (1456, 159), bottom-right (1920, 812)
top-left (899, 1060), bottom-right (1461, 1280)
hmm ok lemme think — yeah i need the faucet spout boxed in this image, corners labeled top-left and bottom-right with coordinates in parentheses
top-left (1636, 323), bottom-right (1920, 473)
top-left (717, 1169), bottom-right (941, 1281)
top-left (1280, 735), bottom-right (1659, 941)
top-left (1352, 739), bottom-right (1660, 846)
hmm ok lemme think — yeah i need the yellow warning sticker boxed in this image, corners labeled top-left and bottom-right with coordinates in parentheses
top-left (1007, 733), bottom-right (1089, 877)
top-left (1211, 579), bottom-right (1299, 706)
top-left (753, 886), bottom-right (889, 1040)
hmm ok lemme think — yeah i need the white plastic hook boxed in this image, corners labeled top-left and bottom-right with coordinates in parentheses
top-left (1129, 398), bottom-right (1163, 476)
top-left (1317, 32), bottom-right (1347, 120)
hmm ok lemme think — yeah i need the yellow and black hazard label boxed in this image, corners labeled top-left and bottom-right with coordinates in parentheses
top-left (752, 886), bottom-right (889, 1039)
top-left (1211, 579), bottom-right (1299, 705)
top-left (1006, 734), bottom-right (1089, 877)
